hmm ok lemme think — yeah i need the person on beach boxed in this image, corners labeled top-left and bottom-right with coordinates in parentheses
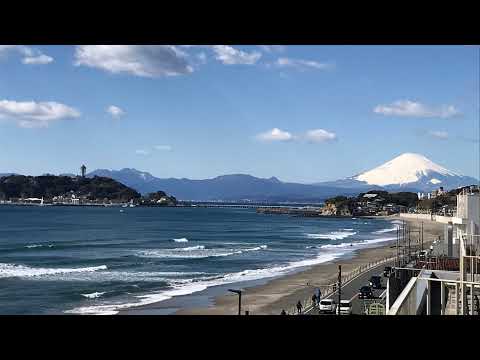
top-left (316, 288), bottom-right (322, 307)
top-left (281, 309), bottom-right (287, 315)
top-left (296, 301), bottom-right (303, 314)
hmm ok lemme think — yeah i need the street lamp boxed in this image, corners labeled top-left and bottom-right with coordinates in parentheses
top-left (228, 289), bottom-right (242, 315)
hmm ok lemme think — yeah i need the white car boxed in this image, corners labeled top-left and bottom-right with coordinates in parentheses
top-left (336, 300), bottom-right (352, 315)
top-left (319, 299), bottom-right (337, 314)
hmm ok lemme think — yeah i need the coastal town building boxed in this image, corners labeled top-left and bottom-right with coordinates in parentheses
top-left (388, 189), bottom-right (480, 315)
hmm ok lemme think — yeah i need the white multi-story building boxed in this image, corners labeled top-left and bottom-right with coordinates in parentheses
top-left (388, 189), bottom-right (480, 315)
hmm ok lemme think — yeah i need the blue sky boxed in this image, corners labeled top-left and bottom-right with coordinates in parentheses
top-left (0, 45), bottom-right (478, 183)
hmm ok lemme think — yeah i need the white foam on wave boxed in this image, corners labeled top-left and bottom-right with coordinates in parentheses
top-left (173, 238), bottom-right (189, 243)
top-left (25, 244), bottom-right (54, 249)
top-left (320, 236), bottom-right (396, 250)
top-left (66, 249), bottom-right (342, 315)
top-left (176, 245), bottom-right (205, 251)
top-left (82, 292), bottom-right (106, 299)
top-left (0, 263), bottom-right (107, 279)
top-left (136, 244), bottom-right (268, 259)
top-left (373, 227), bottom-right (397, 234)
top-left (306, 231), bottom-right (357, 241)
top-left (343, 228), bottom-right (354, 231)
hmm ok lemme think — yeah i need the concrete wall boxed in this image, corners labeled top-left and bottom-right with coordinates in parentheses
top-left (399, 213), bottom-right (457, 224)
top-left (400, 213), bottom-right (432, 221)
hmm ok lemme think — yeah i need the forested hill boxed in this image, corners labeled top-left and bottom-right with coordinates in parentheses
top-left (0, 175), bottom-right (141, 201)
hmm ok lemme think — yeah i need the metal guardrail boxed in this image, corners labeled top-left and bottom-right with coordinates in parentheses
top-left (287, 255), bottom-right (397, 315)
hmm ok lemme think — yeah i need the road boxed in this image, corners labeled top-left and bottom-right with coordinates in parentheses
top-left (307, 259), bottom-right (394, 315)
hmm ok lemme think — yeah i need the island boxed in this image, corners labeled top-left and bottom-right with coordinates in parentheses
top-left (0, 174), bottom-right (177, 207)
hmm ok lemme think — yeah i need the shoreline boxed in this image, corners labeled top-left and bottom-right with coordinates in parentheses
top-left (119, 215), bottom-right (445, 315)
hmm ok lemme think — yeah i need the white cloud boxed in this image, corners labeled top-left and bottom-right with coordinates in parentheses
top-left (305, 129), bottom-right (337, 142)
top-left (0, 45), bottom-right (53, 65)
top-left (154, 145), bottom-right (172, 151)
top-left (135, 149), bottom-right (150, 156)
top-left (258, 45), bottom-right (286, 53)
top-left (428, 130), bottom-right (449, 139)
top-left (106, 105), bottom-right (124, 118)
top-left (256, 128), bottom-right (293, 142)
top-left (0, 100), bottom-right (80, 128)
top-left (22, 54), bottom-right (53, 65)
top-left (211, 45), bottom-right (261, 65)
top-left (74, 45), bottom-right (194, 78)
top-left (374, 100), bottom-right (460, 118)
top-left (275, 57), bottom-right (332, 71)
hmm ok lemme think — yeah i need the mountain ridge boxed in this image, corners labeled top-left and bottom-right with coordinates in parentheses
top-left (3, 153), bottom-right (476, 202)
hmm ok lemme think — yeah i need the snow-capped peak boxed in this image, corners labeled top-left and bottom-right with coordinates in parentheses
top-left (354, 153), bottom-right (458, 186)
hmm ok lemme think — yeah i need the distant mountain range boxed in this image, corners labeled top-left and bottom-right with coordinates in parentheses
top-left (87, 154), bottom-right (478, 201)
top-left (87, 169), bottom-right (366, 202)
top-left (3, 153), bottom-right (477, 202)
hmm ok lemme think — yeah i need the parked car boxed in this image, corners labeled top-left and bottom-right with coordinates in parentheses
top-left (359, 286), bottom-right (374, 299)
top-left (319, 299), bottom-right (337, 314)
top-left (383, 266), bottom-right (392, 277)
top-left (369, 275), bottom-right (382, 289)
top-left (336, 300), bottom-right (352, 315)
top-left (419, 250), bottom-right (429, 261)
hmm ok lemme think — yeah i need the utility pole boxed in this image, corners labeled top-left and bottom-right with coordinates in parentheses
top-left (228, 289), bottom-right (242, 315)
top-left (421, 222), bottom-right (424, 252)
top-left (402, 220), bottom-right (407, 266)
top-left (396, 226), bottom-right (400, 267)
top-left (408, 225), bottom-right (411, 262)
top-left (338, 265), bottom-right (342, 315)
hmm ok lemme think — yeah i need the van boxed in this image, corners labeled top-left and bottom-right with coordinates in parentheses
top-left (336, 300), bottom-right (352, 315)
top-left (319, 299), bottom-right (336, 314)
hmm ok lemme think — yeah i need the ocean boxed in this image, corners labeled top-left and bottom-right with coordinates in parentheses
top-left (0, 205), bottom-right (401, 314)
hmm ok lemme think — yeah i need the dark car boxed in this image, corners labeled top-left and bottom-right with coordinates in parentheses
top-left (383, 266), bottom-right (392, 277)
top-left (359, 286), bottom-right (374, 299)
top-left (369, 275), bottom-right (382, 289)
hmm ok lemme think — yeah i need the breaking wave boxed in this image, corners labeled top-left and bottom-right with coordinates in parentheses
top-left (320, 236), bottom-right (396, 250)
top-left (0, 263), bottom-right (107, 279)
top-left (306, 231), bottom-right (357, 241)
top-left (175, 245), bottom-right (205, 251)
top-left (82, 292), bottom-right (106, 299)
top-left (173, 238), bottom-right (189, 243)
top-left (136, 245), bottom-right (268, 259)
top-left (373, 227), bottom-right (397, 234)
top-left (24, 244), bottom-right (54, 249)
top-left (66, 250), bottom-right (342, 315)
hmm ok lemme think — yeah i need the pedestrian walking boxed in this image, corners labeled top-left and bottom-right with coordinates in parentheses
top-left (315, 287), bottom-right (321, 306)
top-left (312, 293), bottom-right (317, 308)
top-left (296, 300), bottom-right (303, 314)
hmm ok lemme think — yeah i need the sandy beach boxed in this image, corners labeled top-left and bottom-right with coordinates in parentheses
top-left (120, 215), bottom-right (445, 315)
top-left (177, 216), bottom-right (443, 315)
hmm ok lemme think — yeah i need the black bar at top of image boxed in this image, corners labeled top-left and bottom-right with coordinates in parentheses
top-left (0, 5), bottom-right (479, 45)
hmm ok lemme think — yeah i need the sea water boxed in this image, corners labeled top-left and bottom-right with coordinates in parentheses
top-left (0, 206), bottom-right (400, 314)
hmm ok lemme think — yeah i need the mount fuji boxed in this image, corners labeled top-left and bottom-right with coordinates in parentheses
top-left (84, 153), bottom-right (477, 201)
top-left (318, 153), bottom-right (478, 192)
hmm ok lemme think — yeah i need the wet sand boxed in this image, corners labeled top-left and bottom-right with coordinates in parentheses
top-left (121, 216), bottom-right (444, 315)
